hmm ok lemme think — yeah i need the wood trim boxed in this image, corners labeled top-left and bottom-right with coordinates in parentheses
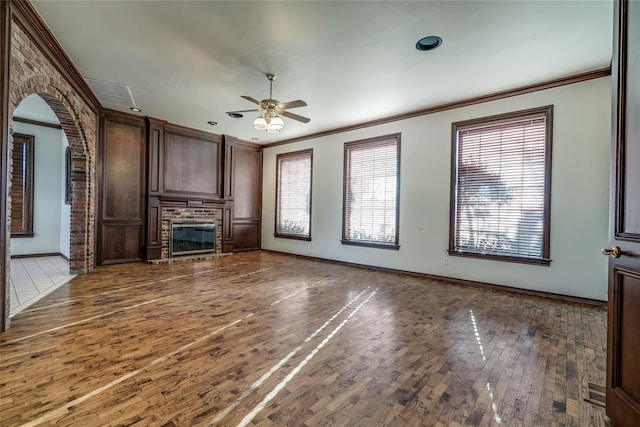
top-left (275, 148), bottom-right (313, 241)
top-left (10, 0), bottom-right (100, 113)
top-left (10, 133), bottom-right (34, 238)
top-left (263, 249), bottom-right (607, 308)
top-left (448, 105), bottom-right (554, 265)
top-left (10, 252), bottom-right (66, 259)
top-left (1, 0), bottom-right (11, 333)
top-left (224, 135), bottom-right (262, 150)
top-left (342, 133), bottom-right (401, 248)
top-left (13, 116), bottom-right (62, 129)
top-left (163, 122), bottom-right (222, 142)
top-left (264, 67), bottom-right (611, 148)
top-left (102, 108), bottom-right (146, 127)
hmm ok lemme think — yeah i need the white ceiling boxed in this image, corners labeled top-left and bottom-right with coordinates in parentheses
top-left (29, 0), bottom-right (613, 144)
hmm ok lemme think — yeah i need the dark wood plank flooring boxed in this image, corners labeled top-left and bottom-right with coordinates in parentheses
top-left (0, 251), bottom-right (608, 426)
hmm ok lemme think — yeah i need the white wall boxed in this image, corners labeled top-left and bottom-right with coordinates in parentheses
top-left (262, 77), bottom-right (611, 301)
top-left (10, 122), bottom-right (67, 256)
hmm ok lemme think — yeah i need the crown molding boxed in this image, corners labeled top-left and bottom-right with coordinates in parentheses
top-left (10, 0), bottom-right (101, 113)
top-left (264, 67), bottom-right (611, 148)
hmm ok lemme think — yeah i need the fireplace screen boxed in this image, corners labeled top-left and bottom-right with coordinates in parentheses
top-left (170, 221), bottom-right (216, 257)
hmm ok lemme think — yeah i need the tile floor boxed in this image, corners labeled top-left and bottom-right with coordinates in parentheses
top-left (9, 256), bottom-right (75, 317)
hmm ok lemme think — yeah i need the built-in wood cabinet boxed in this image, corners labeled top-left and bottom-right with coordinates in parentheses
top-left (224, 136), bottom-right (262, 252)
top-left (97, 111), bottom-right (262, 265)
top-left (97, 110), bottom-right (146, 265)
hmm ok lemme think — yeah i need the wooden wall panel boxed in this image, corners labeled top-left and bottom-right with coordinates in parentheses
top-left (97, 111), bottom-right (146, 266)
top-left (147, 118), bottom-right (164, 195)
top-left (100, 224), bottom-right (143, 264)
top-left (232, 223), bottom-right (261, 251)
top-left (233, 144), bottom-right (262, 221)
top-left (225, 136), bottom-right (262, 252)
top-left (164, 129), bottom-right (221, 198)
top-left (103, 120), bottom-right (144, 220)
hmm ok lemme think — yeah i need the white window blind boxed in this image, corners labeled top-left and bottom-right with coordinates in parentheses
top-left (343, 134), bottom-right (400, 248)
top-left (451, 107), bottom-right (552, 263)
top-left (276, 149), bottom-right (312, 239)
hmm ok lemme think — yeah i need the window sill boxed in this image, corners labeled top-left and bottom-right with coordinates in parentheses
top-left (447, 249), bottom-right (551, 266)
top-left (341, 240), bottom-right (400, 250)
top-left (10, 232), bottom-right (35, 238)
top-left (274, 233), bottom-right (311, 241)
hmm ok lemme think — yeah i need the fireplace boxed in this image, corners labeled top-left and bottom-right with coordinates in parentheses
top-left (170, 221), bottom-right (216, 257)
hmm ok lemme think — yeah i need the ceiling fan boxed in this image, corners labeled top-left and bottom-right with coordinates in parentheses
top-left (226, 73), bottom-right (310, 134)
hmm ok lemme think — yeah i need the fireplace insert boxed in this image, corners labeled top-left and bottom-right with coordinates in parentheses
top-left (170, 221), bottom-right (216, 257)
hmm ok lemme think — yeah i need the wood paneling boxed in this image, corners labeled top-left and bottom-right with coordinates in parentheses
top-left (607, 1), bottom-right (640, 425)
top-left (164, 127), bottom-right (221, 198)
top-left (223, 202), bottom-right (234, 253)
top-left (10, 133), bottom-right (34, 237)
top-left (0, 0), bottom-right (10, 332)
top-left (145, 196), bottom-right (162, 260)
top-left (103, 120), bottom-right (144, 220)
top-left (232, 222), bottom-right (261, 251)
top-left (224, 141), bottom-right (233, 199)
top-left (225, 136), bottom-right (262, 252)
top-left (100, 224), bottom-right (143, 264)
top-left (97, 111), bottom-right (146, 266)
top-left (233, 142), bottom-right (262, 220)
top-left (0, 251), bottom-right (609, 425)
top-left (147, 118), bottom-right (164, 195)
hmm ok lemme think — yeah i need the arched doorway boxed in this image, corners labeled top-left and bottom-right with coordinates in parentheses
top-left (3, 75), bottom-right (97, 328)
top-left (8, 94), bottom-right (75, 315)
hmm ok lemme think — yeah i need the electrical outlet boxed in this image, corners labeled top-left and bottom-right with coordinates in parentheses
top-left (115, 244), bottom-right (121, 253)
top-left (443, 256), bottom-right (449, 265)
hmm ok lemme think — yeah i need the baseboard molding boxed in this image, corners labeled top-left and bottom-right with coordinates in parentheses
top-left (262, 249), bottom-right (607, 308)
top-left (11, 252), bottom-right (69, 261)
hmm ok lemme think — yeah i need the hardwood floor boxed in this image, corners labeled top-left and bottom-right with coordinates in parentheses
top-left (0, 251), bottom-right (608, 426)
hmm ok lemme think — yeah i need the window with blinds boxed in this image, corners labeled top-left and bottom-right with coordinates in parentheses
top-left (11, 133), bottom-right (35, 238)
top-left (275, 149), bottom-right (313, 240)
top-left (343, 134), bottom-right (400, 249)
top-left (449, 106), bottom-right (553, 265)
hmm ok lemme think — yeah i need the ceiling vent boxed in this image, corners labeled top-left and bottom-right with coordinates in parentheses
top-left (85, 78), bottom-right (139, 110)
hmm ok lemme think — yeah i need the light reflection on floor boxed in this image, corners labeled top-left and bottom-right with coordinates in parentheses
top-left (470, 309), bottom-right (503, 424)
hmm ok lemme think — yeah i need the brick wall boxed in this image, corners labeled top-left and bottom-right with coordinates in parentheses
top-left (7, 22), bottom-right (97, 275)
top-left (161, 208), bottom-right (223, 259)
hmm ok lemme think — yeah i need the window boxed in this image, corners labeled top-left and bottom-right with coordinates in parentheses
top-left (275, 149), bottom-right (312, 240)
top-left (11, 133), bottom-right (35, 238)
top-left (343, 133), bottom-right (400, 249)
top-left (65, 146), bottom-right (72, 205)
top-left (449, 106), bottom-right (553, 265)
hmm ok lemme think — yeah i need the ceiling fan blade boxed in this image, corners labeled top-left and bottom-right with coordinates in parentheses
top-left (241, 95), bottom-right (261, 105)
top-left (281, 110), bottom-right (311, 123)
top-left (278, 100), bottom-right (307, 109)
top-left (225, 109), bottom-right (259, 114)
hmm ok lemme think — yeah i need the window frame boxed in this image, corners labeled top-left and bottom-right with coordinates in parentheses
top-left (448, 105), bottom-right (553, 265)
top-left (65, 146), bottom-right (72, 205)
top-left (10, 133), bottom-right (35, 238)
top-left (342, 133), bottom-right (401, 250)
top-left (274, 148), bottom-right (313, 241)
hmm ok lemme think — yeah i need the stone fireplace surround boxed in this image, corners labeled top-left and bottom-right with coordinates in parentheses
top-left (161, 207), bottom-right (223, 259)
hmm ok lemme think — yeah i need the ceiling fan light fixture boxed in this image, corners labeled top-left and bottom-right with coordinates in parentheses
top-left (253, 116), bottom-right (268, 130)
top-left (268, 116), bottom-right (284, 132)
